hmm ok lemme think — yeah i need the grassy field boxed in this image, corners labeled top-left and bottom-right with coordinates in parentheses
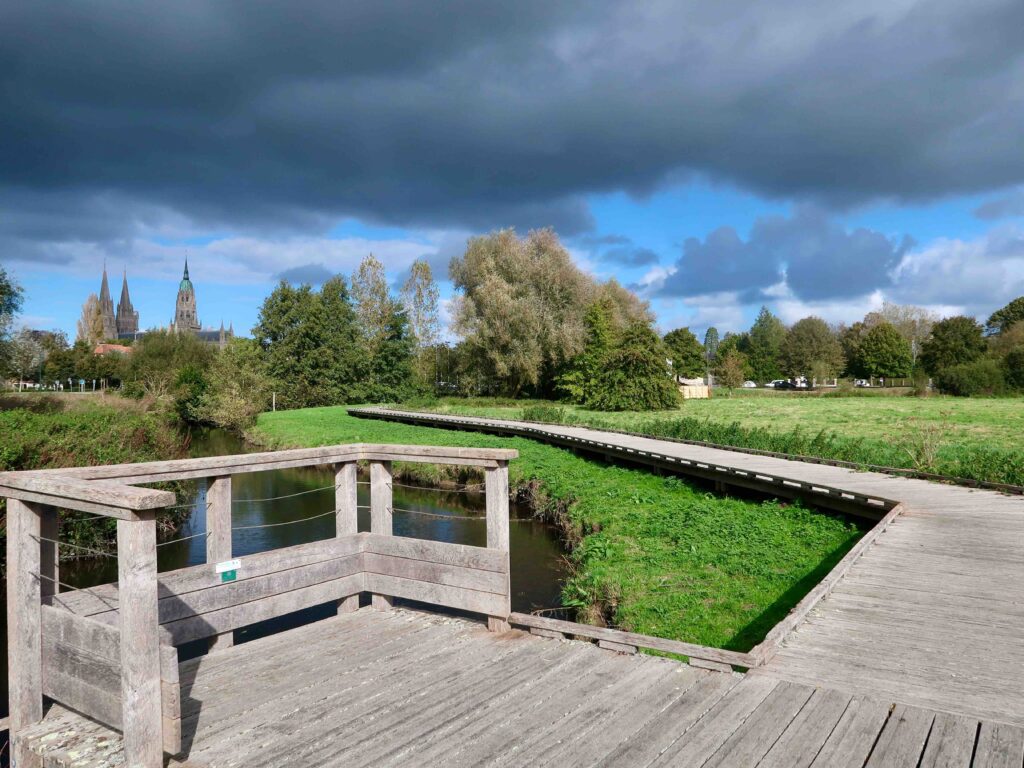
top-left (398, 393), bottom-right (1024, 486)
top-left (253, 407), bottom-right (865, 652)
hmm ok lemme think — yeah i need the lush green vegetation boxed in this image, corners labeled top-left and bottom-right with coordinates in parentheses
top-left (399, 393), bottom-right (1024, 486)
top-left (253, 407), bottom-right (864, 651)
top-left (0, 396), bottom-right (191, 563)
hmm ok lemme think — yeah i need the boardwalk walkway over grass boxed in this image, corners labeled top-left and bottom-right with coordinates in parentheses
top-left (20, 608), bottom-right (1024, 768)
top-left (354, 408), bottom-right (1024, 730)
top-left (3, 424), bottom-right (1021, 766)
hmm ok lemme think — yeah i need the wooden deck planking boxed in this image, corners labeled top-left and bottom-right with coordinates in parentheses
top-left (354, 409), bottom-right (1024, 728)
top-left (21, 608), bottom-right (1024, 768)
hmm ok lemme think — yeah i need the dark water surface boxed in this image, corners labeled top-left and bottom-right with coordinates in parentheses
top-left (1, 428), bottom-right (568, 721)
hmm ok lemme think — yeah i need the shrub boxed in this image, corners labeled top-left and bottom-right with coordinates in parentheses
top-left (1003, 348), bottom-right (1024, 391)
top-left (934, 358), bottom-right (1007, 397)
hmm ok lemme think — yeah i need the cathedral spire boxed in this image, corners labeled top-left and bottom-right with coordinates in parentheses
top-left (116, 266), bottom-right (139, 336)
top-left (99, 261), bottom-right (112, 304)
top-left (183, 257), bottom-right (190, 282)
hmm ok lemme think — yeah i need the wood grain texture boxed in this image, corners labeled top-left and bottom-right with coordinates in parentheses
top-left (6, 498), bottom-right (44, 768)
top-left (370, 460), bottom-right (393, 610)
top-left (485, 462), bottom-right (511, 631)
top-left (117, 513), bottom-right (164, 768)
top-left (205, 475), bottom-right (233, 651)
top-left (335, 461), bottom-right (359, 614)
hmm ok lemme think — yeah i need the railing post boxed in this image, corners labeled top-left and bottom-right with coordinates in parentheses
top-left (206, 475), bottom-right (233, 650)
top-left (485, 460), bottom-right (511, 632)
top-left (39, 505), bottom-right (59, 606)
top-left (370, 460), bottom-right (393, 610)
top-left (6, 498), bottom-right (44, 768)
top-left (118, 512), bottom-right (163, 768)
top-left (335, 461), bottom-right (359, 614)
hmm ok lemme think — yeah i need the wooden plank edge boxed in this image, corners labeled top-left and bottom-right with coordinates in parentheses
top-left (748, 502), bottom-right (908, 666)
top-left (508, 612), bottom-right (755, 668)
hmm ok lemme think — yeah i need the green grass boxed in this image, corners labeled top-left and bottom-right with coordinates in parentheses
top-left (399, 394), bottom-right (1024, 486)
top-left (253, 407), bottom-right (865, 652)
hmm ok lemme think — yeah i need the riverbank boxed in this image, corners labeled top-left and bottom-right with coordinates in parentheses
top-left (253, 406), bottom-right (865, 651)
top-left (0, 394), bottom-right (192, 564)
top-left (396, 394), bottom-right (1024, 487)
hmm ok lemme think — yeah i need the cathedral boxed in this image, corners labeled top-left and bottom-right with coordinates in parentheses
top-left (92, 260), bottom-right (233, 346)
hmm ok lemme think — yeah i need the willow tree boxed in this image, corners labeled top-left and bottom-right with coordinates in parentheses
top-left (450, 228), bottom-right (648, 396)
top-left (401, 259), bottom-right (441, 388)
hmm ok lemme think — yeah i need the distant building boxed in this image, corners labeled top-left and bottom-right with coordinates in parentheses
top-left (87, 259), bottom-right (234, 348)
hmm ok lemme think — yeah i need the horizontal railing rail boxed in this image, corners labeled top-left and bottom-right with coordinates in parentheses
top-left (4, 442), bottom-right (516, 768)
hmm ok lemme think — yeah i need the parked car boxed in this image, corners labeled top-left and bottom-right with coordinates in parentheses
top-left (742, 380), bottom-right (757, 388)
top-left (854, 379), bottom-right (871, 388)
top-left (766, 379), bottom-right (787, 388)
top-left (772, 380), bottom-right (796, 390)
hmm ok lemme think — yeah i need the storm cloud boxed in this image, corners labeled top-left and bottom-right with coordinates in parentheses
top-left (657, 207), bottom-right (913, 302)
top-left (2, 0), bottom-right (1024, 258)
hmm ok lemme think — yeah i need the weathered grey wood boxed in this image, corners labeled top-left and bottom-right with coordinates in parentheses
top-left (919, 712), bottom-right (980, 768)
top-left (361, 552), bottom-right (507, 594)
top-left (485, 461), bottom-right (511, 632)
top-left (205, 475), bottom-right (233, 651)
top-left (750, 502), bottom-right (907, 665)
top-left (363, 532), bottom-right (507, 573)
top-left (117, 513), bottom-right (164, 768)
top-left (363, 572), bottom-right (508, 616)
top-left (370, 460), bottom-right (393, 610)
top-left (6, 498), bottom-right (44, 768)
top-left (0, 473), bottom-right (174, 515)
top-left (689, 656), bottom-right (734, 673)
top-left (864, 704), bottom-right (935, 767)
top-left (973, 722), bottom-right (1024, 768)
top-left (38, 505), bottom-right (59, 604)
top-left (757, 687), bottom-right (854, 768)
top-left (530, 626), bottom-right (566, 639)
top-left (598, 638), bottom-right (638, 654)
top-left (509, 612), bottom-right (758, 667)
top-left (335, 461), bottom-right (359, 613)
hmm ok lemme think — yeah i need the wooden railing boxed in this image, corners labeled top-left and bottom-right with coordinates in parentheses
top-left (2, 443), bottom-right (516, 768)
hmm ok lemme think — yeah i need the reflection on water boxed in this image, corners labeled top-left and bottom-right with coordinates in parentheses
top-left (0, 429), bottom-right (568, 725)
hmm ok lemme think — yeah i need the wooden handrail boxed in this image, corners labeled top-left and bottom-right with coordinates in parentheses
top-left (0, 474), bottom-right (175, 519)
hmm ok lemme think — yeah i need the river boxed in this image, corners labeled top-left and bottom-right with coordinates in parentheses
top-left (0, 428), bottom-right (569, 725)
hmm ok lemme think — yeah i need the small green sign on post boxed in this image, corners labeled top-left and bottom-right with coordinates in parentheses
top-left (216, 558), bottom-right (241, 584)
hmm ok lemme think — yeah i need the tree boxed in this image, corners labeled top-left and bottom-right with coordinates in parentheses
top-left (76, 294), bottom-right (106, 345)
top-left (401, 259), bottom-right (441, 388)
top-left (1003, 348), bottom-right (1024, 391)
top-left (703, 327), bottom-right (720, 366)
top-left (351, 254), bottom-right (391, 353)
top-left (559, 301), bottom-right (618, 404)
top-left (781, 317), bottom-right (845, 378)
top-left (197, 338), bottom-right (272, 430)
top-left (0, 266), bottom-right (23, 371)
top-left (715, 349), bottom-right (748, 389)
top-left (9, 328), bottom-right (44, 385)
top-left (986, 297), bottom-right (1024, 336)
top-left (366, 303), bottom-right (417, 402)
top-left (747, 307), bottom-right (787, 382)
top-left (858, 322), bottom-right (913, 378)
top-left (587, 322), bottom-right (680, 411)
top-left (253, 277), bottom-right (366, 408)
top-left (123, 330), bottom-right (215, 399)
top-left (450, 228), bottom-right (649, 396)
top-left (839, 321), bottom-right (868, 377)
top-left (663, 327), bottom-right (705, 379)
top-left (864, 301), bottom-right (938, 364)
top-left (919, 316), bottom-right (986, 376)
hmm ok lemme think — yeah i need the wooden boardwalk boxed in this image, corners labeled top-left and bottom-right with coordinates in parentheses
top-left (21, 608), bottom-right (1024, 767)
top-left (355, 408), bottom-right (1024, 728)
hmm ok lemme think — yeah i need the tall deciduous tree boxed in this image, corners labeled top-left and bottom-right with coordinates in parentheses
top-left (986, 297), bottom-right (1024, 336)
top-left (663, 327), bottom-right (705, 379)
top-left (401, 259), bottom-right (441, 388)
top-left (351, 254), bottom-right (391, 353)
top-left (76, 294), bottom-right (105, 345)
top-left (450, 228), bottom-right (648, 396)
top-left (858, 322), bottom-right (913, 378)
top-left (253, 277), bottom-right (366, 408)
top-left (588, 322), bottom-right (680, 411)
top-left (747, 306), bottom-right (787, 382)
top-left (0, 265), bottom-right (23, 374)
top-left (919, 315), bottom-right (986, 375)
top-left (781, 317), bottom-right (845, 378)
top-left (559, 300), bottom-right (617, 404)
top-left (864, 301), bottom-right (938, 364)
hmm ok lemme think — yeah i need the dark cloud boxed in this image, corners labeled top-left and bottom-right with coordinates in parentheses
top-left (276, 263), bottom-right (335, 285)
top-left (578, 234), bottom-right (632, 248)
top-left (600, 246), bottom-right (661, 267)
top-left (2, 0), bottom-right (1024, 251)
top-left (975, 189), bottom-right (1024, 220)
top-left (658, 207), bottom-right (912, 302)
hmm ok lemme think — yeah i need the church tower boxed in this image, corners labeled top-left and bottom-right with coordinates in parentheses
top-left (115, 267), bottom-right (139, 336)
top-left (171, 258), bottom-right (201, 333)
top-left (97, 263), bottom-right (118, 340)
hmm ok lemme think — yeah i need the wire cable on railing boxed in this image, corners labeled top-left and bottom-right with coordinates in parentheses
top-left (31, 535), bottom-right (117, 559)
top-left (232, 483), bottom-right (339, 504)
top-left (27, 571), bottom-right (119, 609)
top-left (156, 530), bottom-right (210, 547)
top-left (391, 505), bottom-right (484, 521)
top-left (230, 508), bottom-right (339, 532)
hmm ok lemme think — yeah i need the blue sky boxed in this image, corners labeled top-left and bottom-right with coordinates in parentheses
top-left (3, 1), bottom-right (1023, 340)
